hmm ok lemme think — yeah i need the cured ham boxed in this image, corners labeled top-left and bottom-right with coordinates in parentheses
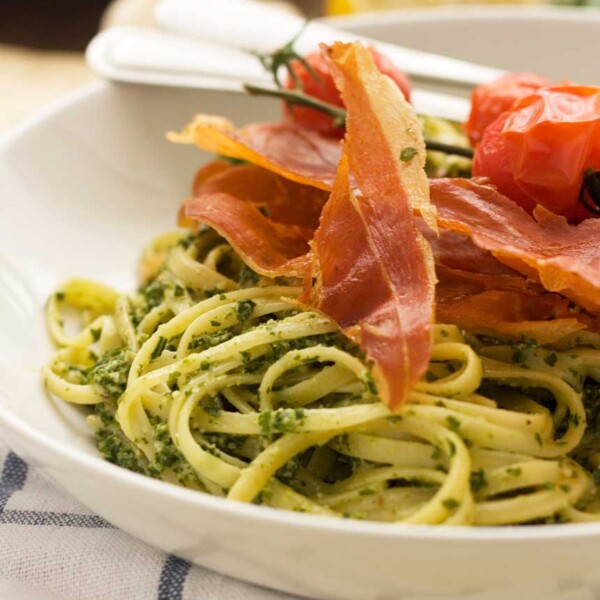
top-left (435, 267), bottom-right (587, 344)
top-left (303, 43), bottom-right (436, 408)
top-left (321, 43), bottom-right (437, 231)
top-left (430, 178), bottom-right (600, 314)
top-left (305, 152), bottom-right (435, 408)
top-left (183, 193), bottom-right (311, 278)
top-left (182, 152), bottom-right (599, 350)
top-left (424, 225), bottom-right (595, 342)
top-left (175, 42), bottom-right (600, 408)
top-left (169, 116), bottom-right (341, 191)
top-left (192, 161), bottom-right (328, 229)
top-left (183, 43), bottom-right (436, 408)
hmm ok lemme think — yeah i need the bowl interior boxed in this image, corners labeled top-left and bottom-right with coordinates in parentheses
top-left (0, 83), bottom-right (280, 453)
top-left (334, 5), bottom-right (600, 85)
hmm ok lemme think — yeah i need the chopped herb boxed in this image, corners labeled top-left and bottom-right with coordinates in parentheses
top-left (400, 146), bottom-right (418, 163)
top-left (235, 299), bottom-right (257, 323)
top-left (359, 488), bottom-right (376, 496)
top-left (94, 400), bottom-right (116, 427)
top-left (210, 320), bottom-right (221, 327)
top-left (543, 353), bottom-right (558, 367)
top-left (511, 348), bottom-right (526, 365)
top-left (90, 327), bottom-right (101, 342)
top-left (470, 469), bottom-right (488, 493)
top-left (259, 408), bottom-right (306, 437)
top-left (258, 411), bottom-right (272, 437)
top-left (506, 466), bottom-right (522, 477)
top-left (442, 498), bottom-right (459, 510)
top-left (167, 371), bottom-right (181, 388)
top-left (200, 361), bottom-right (211, 371)
top-left (431, 446), bottom-right (443, 461)
top-left (87, 349), bottom-right (133, 400)
top-left (387, 415), bottom-right (403, 423)
top-left (139, 279), bottom-right (166, 312)
top-left (151, 336), bottom-right (167, 360)
top-left (55, 291), bottom-right (65, 301)
top-left (364, 373), bottom-right (378, 395)
top-left (448, 440), bottom-right (457, 457)
top-left (254, 490), bottom-right (273, 505)
top-left (189, 330), bottom-right (234, 351)
top-left (201, 395), bottom-right (222, 417)
top-left (446, 416), bottom-right (461, 431)
top-left (96, 427), bottom-right (145, 473)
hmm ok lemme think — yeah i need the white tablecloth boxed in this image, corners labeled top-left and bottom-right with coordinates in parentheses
top-left (0, 446), bottom-right (299, 600)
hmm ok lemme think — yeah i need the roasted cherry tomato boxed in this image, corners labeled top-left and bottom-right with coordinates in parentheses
top-left (465, 73), bottom-right (551, 147)
top-left (473, 85), bottom-right (600, 222)
top-left (284, 48), bottom-right (411, 137)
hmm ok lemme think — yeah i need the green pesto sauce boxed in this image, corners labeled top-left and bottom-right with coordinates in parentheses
top-left (86, 349), bottom-right (133, 400)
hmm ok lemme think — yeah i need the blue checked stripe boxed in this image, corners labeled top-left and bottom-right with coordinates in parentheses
top-left (158, 555), bottom-right (191, 600)
top-left (0, 452), bottom-right (28, 514)
top-left (0, 451), bottom-right (112, 528)
top-left (0, 452), bottom-right (192, 599)
top-left (0, 510), bottom-right (112, 527)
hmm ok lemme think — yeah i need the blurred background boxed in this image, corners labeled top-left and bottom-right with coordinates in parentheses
top-left (0, 0), bottom-right (598, 132)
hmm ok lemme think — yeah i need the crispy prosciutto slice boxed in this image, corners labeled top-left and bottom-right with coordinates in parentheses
top-left (435, 267), bottom-right (587, 344)
top-left (169, 116), bottom-right (341, 191)
top-left (183, 193), bottom-right (311, 278)
top-left (424, 225), bottom-right (594, 342)
top-left (437, 292), bottom-right (586, 344)
top-left (182, 161), bottom-right (327, 276)
top-left (175, 43), bottom-right (600, 405)
top-left (430, 178), bottom-right (600, 314)
top-left (303, 43), bottom-right (436, 409)
top-left (192, 161), bottom-right (328, 229)
top-left (321, 43), bottom-right (437, 232)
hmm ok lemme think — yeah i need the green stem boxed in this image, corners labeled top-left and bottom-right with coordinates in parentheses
top-left (424, 140), bottom-right (474, 159)
top-left (244, 83), bottom-right (347, 127)
top-left (243, 83), bottom-right (474, 159)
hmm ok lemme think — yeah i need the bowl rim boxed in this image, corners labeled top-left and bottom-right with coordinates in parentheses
top-left (3, 10), bottom-right (600, 543)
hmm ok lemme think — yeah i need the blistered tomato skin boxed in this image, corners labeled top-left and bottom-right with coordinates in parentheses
top-left (465, 73), bottom-right (551, 147)
top-left (283, 48), bottom-right (411, 138)
top-left (473, 85), bottom-right (600, 222)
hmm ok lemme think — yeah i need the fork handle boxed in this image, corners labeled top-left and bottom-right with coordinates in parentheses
top-left (155, 0), bottom-right (505, 90)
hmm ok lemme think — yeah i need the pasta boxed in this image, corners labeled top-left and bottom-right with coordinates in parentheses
top-left (43, 229), bottom-right (600, 525)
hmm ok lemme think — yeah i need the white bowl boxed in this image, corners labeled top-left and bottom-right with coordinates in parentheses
top-left (2, 7), bottom-right (600, 600)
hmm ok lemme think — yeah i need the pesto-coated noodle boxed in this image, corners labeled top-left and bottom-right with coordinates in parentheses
top-left (43, 229), bottom-right (600, 525)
